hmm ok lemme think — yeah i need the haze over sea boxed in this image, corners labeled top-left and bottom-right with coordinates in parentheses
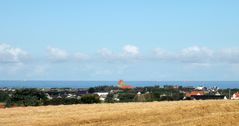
top-left (0, 80), bottom-right (238, 89)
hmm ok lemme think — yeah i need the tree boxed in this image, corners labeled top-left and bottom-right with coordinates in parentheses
top-left (0, 91), bottom-right (9, 102)
top-left (22, 96), bottom-right (41, 106)
top-left (5, 98), bottom-right (13, 107)
top-left (105, 93), bottom-right (115, 103)
top-left (152, 92), bottom-right (161, 101)
top-left (80, 94), bottom-right (100, 104)
top-left (88, 88), bottom-right (95, 94)
top-left (7, 89), bottom-right (47, 107)
top-left (118, 93), bottom-right (135, 102)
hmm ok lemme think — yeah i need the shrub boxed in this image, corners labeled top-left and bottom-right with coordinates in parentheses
top-left (80, 94), bottom-right (100, 104)
top-left (118, 93), bottom-right (135, 102)
top-left (0, 91), bottom-right (9, 102)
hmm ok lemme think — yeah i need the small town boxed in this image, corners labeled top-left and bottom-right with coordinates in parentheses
top-left (1, 80), bottom-right (239, 108)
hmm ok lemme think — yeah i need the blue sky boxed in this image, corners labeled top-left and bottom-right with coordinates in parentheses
top-left (0, 0), bottom-right (239, 80)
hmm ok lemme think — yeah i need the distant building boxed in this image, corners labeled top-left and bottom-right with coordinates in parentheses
top-left (195, 86), bottom-right (207, 91)
top-left (66, 93), bottom-right (76, 98)
top-left (231, 92), bottom-right (239, 100)
top-left (45, 93), bottom-right (53, 100)
top-left (184, 90), bottom-right (225, 100)
top-left (215, 92), bottom-right (221, 96)
top-left (185, 91), bottom-right (204, 97)
top-left (76, 90), bottom-right (88, 95)
top-left (117, 80), bottom-right (133, 89)
top-left (94, 92), bottom-right (109, 101)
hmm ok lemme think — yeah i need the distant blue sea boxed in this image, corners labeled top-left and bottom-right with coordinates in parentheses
top-left (0, 80), bottom-right (238, 89)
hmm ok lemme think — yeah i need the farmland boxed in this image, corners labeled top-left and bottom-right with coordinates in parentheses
top-left (0, 100), bottom-right (239, 126)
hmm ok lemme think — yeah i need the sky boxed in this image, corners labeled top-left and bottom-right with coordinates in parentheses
top-left (0, 0), bottom-right (239, 81)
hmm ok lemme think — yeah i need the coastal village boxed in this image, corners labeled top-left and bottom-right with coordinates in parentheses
top-left (0, 80), bottom-right (239, 108)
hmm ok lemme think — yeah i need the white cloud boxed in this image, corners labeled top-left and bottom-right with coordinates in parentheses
top-left (98, 45), bottom-right (140, 61)
top-left (179, 46), bottom-right (214, 63)
top-left (153, 46), bottom-right (214, 63)
top-left (47, 47), bottom-right (69, 62)
top-left (122, 45), bottom-right (139, 57)
top-left (47, 47), bottom-right (90, 62)
top-left (0, 43), bottom-right (29, 63)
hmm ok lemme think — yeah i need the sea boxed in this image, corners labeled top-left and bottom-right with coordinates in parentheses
top-left (0, 80), bottom-right (238, 89)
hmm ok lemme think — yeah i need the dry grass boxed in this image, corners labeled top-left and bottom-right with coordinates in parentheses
top-left (0, 100), bottom-right (239, 126)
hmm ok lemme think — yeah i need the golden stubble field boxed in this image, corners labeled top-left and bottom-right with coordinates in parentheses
top-left (0, 100), bottom-right (239, 126)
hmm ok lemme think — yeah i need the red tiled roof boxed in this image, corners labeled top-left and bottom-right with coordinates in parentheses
top-left (186, 91), bottom-right (204, 97)
top-left (233, 92), bottom-right (239, 97)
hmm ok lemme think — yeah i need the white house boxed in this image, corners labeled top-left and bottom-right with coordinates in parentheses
top-left (231, 92), bottom-right (239, 100)
top-left (195, 86), bottom-right (206, 91)
top-left (94, 92), bottom-right (109, 101)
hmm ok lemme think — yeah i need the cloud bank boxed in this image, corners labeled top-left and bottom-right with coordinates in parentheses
top-left (98, 45), bottom-right (140, 61)
top-left (47, 47), bottom-right (69, 62)
top-left (1, 43), bottom-right (239, 80)
top-left (2, 43), bottom-right (239, 64)
top-left (0, 43), bottom-right (29, 63)
top-left (153, 46), bottom-right (239, 64)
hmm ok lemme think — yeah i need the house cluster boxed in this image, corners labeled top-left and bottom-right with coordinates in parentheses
top-left (94, 85), bottom-right (239, 102)
top-left (1, 86), bottom-right (239, 102)
top-left (183, 86), bottom-right (224, 100)
top-left (94, 90), bottom-right (120, 102)
top-left (44, 88), bottom-right (117, 102)
top-left (0, 88), bottom-right (15, 92)
top-left (183, 86), bottom-right (239, 100)
top-left (94, 92), bottom-right (109, 101)
top-left (44, 88), bottom-right (88, 99)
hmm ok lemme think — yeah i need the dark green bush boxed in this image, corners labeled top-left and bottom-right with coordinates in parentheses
top-left (0, 91), bottom-right (9, 102)
top-left (80, 94), bottom-right (100, 104)
top-left (6, 89), bottom-right (47, 107)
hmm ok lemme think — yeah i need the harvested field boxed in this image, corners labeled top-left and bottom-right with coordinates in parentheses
top-left (0, 100), bottom-right (239, 126)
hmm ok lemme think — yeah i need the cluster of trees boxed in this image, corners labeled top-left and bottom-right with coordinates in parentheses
top-left (4, 89), bottom-right (100, 107)
top-left (0, 91), bottom-right (9, 103)
top-left (88, 85), bottom-right (117, 93)
top-left (5, 89), bottom-right (47, 107)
